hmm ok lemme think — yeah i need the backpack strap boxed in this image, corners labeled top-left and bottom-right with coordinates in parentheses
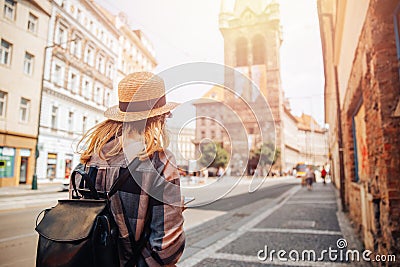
top-left (71, 168), bottom-right (100, 200)
top-left (107, 157), bottom-right (141, 199)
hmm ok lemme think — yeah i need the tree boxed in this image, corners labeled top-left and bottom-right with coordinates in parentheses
top-left (199, 142), bottom-right (229, 169)
top-left (254, 142), bottom-right (280, 166)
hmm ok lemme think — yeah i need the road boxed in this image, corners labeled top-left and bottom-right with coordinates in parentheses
top-left (0, 177), bottom-right (368, 266)
top-left (0, 192), bottom-right (67, 267)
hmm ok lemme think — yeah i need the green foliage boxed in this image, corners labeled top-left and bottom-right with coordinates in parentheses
top-left (199, 142), bottom-right (229, 169)
top-left (254, 142), bottom-right (280, 166)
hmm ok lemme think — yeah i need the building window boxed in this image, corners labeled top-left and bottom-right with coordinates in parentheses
top-left (82, 79), bottom-right (91, 98)
top-left (352, 104), bottom-right (368, 182)
top-left (96, 55), bottom-right (104, 73)
top-left (0, 39), bottom-right (12, 66)
top-left (70, 36), bottom-right (82, 58)
top-left (27, 13), bottom-right (38, 33)
top-left (82, 116), bottom-right (87, 133)
top-left (94, 86), bottom-right (102, 104)
top-left (3, 0), bottom-right (15, 21)
top-left (0, 147), bottom-right (15, 178)
top-left (68, 111), bottom-right (73, 132)
top-left (106, 62), bottom-right (112, 78)
top-left (19, 98), bottom-right (30, 123)
top-left (23, 52), bottom-right (34, 75)
top-left (235, 37), bottom-right (248, 67)
top-left (104, 90), bottom-right (111, 107)
top-left (0, 91), bottom-right (7, 118)
top-left (77, 8), bottom-right (82, 22)
top-left (53, 64), bottom-right (63, 86)
top-left (252, 35), bottom-right (265, 65)
top-left (55, 23), bottom-right (67, 48)
top-left (51, 106), bottom-right (58, 129)
top-left (84, 46), bottom-right (94, 66)
top-left (68, 71), bottom-right (78, 93)
top-left (47, 153), bottom-right (57, 179)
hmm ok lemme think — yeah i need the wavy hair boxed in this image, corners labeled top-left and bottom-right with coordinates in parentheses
top-left (77, 114), bottom-right (170, 164)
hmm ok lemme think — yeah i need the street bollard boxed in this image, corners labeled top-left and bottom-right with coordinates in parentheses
top-left (32, 174), bottom-right (38, 190)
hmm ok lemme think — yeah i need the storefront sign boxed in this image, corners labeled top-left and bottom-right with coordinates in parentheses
top-left (20, 149), bottom-right (31, 157)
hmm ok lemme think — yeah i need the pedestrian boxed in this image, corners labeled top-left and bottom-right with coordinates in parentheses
top-left (305, 167), bottom-right (314, 190)
top-left (217, 166), bottom-right (224, 177)
top-left (75, 72), bottom-right (185, 266)
top-left (321, 166), bottom-right (327, 185)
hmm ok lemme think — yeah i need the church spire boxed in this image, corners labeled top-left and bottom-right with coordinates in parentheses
top-left (233, 0), bottom-right (269, 16)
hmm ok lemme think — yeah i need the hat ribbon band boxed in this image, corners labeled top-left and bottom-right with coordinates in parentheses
top-left (119, 95), bottom-right (166, 112)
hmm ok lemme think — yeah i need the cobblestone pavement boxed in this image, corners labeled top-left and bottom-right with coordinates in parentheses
top-left (179, 183), bottom-right (368, 267)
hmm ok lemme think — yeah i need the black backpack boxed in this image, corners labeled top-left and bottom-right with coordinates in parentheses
top-left (35, 157), bottom-right (143, 267)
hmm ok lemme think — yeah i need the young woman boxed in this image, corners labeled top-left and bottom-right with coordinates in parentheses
top-left (74, 72), bottom-right (185, 266)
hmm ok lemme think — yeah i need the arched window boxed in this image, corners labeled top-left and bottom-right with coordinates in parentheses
top-left (252, 35), bottom-right (265, 65)
top-left (235, 37), bottom-right (248, 67)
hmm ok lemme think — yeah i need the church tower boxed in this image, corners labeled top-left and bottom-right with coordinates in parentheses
top-left (219, 0), bottom-right (285, 170)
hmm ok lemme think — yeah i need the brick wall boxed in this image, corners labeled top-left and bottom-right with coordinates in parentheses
top-left (341, 0), bottom-right (400, 258)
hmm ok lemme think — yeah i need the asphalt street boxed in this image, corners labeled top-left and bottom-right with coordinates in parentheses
top-left (0, 179), bottom-right (367, 267)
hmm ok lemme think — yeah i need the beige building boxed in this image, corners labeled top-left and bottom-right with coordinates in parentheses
top-left (282, 104), bottom-right (300, 171)
top-left (0, 0), bottom-right (51, 186)
top-left (168, 125), bottom-right (195, 171)
top-left (295, 113), bottom-right (328, 167)
top-left (318, 0), bottom-right (400, 257)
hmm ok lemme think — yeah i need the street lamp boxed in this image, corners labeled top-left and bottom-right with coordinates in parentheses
top-left (32, 38), bottom-right (77, 190)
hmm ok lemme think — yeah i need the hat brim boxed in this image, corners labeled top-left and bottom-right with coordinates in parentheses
top-left (104, 102), bottom-right (179, 122)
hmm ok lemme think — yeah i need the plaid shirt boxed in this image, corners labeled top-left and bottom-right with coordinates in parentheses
top-left (70, 139), bottom-right (185, 266)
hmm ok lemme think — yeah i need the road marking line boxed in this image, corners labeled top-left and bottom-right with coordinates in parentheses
top-left (0, 233), bottom-right (36, 243)
top-left (249, 228), bottom-right (342, 236)
top-left (286, 200), bottom-right (337, 204)
top-left (210, 252), bottom-right (350, 266)
top-left (177, 185), bottom-right (301, 267)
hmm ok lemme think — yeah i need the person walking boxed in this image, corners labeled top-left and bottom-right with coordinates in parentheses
top-left (74, 72), bottom-right (185, 266)
top-left (305, 167), bottom-right (314, 191)
top-left (321, 166), bottom-right (327, 185)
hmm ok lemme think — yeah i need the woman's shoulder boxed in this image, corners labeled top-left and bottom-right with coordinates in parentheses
top-left (154, 149), bottom-right (179, 182)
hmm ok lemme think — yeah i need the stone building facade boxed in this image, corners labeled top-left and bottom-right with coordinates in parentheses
top-left (0, 0), bottom-right (51, 186)
top-left (318, 0), bottom-right (400, 258)
top-left (36, 0), bottom-right (156, 182)
top-left (37, 0), bottom-right (119, 182)
top-left (193, 0), bottom-right (328, 175)
top-left (218, 0), bottom-right (285, 171)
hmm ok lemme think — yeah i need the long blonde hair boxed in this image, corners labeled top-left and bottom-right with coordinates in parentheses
top-left (77, 114), bottom-right (170, 163)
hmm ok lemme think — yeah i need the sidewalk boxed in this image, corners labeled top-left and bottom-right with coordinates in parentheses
top-left (0, 182), bottom-right (64, 198)
top-left (180, 182), bottom-right (368, 267)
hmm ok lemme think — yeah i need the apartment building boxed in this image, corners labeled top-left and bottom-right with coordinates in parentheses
top-left (0, 0), bottom-right (51, 186)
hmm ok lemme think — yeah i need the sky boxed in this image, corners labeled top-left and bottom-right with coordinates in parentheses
top-left (96, 0), bottom-right (325, 126)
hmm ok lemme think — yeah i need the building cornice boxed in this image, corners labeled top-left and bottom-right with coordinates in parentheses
top-left (43, 86), bottom-right (106, 113)
top-left (0, 130), bottom-right (37, 140)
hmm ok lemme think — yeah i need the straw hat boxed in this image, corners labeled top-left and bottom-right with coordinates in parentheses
top-left (104, 72), bottom-right (178, 122)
